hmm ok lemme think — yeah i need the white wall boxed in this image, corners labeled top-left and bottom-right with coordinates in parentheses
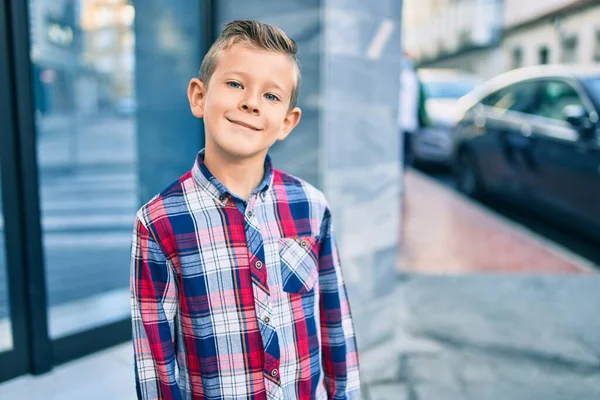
top-left (403, 0), bottom-right (501, 62)
top-left (430, 48), bottom-right (505, 80)
top-left (503, 5), bottom-right (600, 69)
top-left (504, 0), bottom-right (576, 28)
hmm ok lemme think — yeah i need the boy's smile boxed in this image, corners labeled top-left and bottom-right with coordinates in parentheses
top-left (188, 42), bottom-right (302, 161)
top-left (226, 116), bottom-right (263, 131)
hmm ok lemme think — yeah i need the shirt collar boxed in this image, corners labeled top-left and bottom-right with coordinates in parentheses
top-left (191, 149), bottom-right (274, 203)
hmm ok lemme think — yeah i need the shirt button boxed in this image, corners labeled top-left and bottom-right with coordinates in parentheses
top-left (271, 369), bottom-right (278, 377)
top-left (247, 210), bottom-right (253, 218)
top-left (263, 316), bottom-right (270, 324)
top-left (255, 261), bottom-right (263, 270)
top-left (219, 195), bottom-right (226, 201)
top-left (300, 240), bottom-right (307, 248)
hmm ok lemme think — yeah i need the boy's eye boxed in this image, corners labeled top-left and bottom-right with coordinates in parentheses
top-left (264, 93), bottom-right (279, 102)
top-left (227, 81), bottom-right (242, 89)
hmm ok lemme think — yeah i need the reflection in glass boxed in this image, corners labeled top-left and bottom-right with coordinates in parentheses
top-left (0, 166), bottom-right (13, 352)
top-left (29, 0), bottom-right (137, 338)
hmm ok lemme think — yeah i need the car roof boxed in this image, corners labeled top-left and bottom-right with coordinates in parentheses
top-left (494, 64), bottom-right (600, 82)
top-left (477, 64), bottom-right (600, 93)
top-left (458, 64), bottom-right (600, 109)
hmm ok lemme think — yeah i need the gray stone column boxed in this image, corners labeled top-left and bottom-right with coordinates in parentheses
top-left (134, 0), bottom-right (207, 204)
top-left (215, 0), bottom-right (403, 351)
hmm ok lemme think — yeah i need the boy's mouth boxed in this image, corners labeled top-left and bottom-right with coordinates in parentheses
top-left (226, 118), bottom-right (262, 131)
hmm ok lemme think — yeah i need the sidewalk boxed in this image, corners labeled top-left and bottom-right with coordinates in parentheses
top-left (399, 169), bottom-right (595, 274)
top-left (360, 170), bottom-right (599, 399)
top-left (1, 170), bottom-right (599, 399)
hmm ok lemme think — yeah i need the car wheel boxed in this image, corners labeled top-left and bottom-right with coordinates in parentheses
top-left (454, 150), bottom-right (484, 198)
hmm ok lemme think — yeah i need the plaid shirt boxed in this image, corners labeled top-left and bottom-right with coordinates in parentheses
top-left (130, 150), bottom-right (360, 399)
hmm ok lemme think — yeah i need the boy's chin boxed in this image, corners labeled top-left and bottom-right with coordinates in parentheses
top-left (212, 141), bottom-right (268, 161)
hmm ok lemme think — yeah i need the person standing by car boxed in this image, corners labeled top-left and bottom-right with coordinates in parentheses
top-left (398, 54), bottom-right (429, 166)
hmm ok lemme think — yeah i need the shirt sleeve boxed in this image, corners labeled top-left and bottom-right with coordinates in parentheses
top-left (130, 212), bottom-right (182, 400)
top-left (318, 206), bottom-right (361, 399)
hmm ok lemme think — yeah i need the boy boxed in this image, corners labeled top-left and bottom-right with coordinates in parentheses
top-left (130, 20), bottom-right (360, 399)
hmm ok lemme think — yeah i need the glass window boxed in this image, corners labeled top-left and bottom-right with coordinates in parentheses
top-left (536, 80), bottom-right (584, 122)
top-left (29, 0), bottom-right (137, 338)
top-left (480, 88), bottom-right (507, 107)
top-left (0, 166), bottom-right (12, 352)
top-left (512, 47), bottom-right (523, 69)
top-left (561, 36), bottom-right (578, 64)
top-left (583, 77), bottom-right (600, 106)
top-left (539, 46), bottom-right (550, 65)
top-left (484, 82), bottom-right (539, 114)
top-left (422, 78), bottom-right (481, 99)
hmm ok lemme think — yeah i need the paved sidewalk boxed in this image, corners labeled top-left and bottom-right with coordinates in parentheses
top-left (400, 170), bottom-right (596, 274)
top-left (360, 275), bottom-right (600, 400)
top-left (358, 171), bottom-right (600, 399)
top-left (0, 343), bottom-right (135, 399)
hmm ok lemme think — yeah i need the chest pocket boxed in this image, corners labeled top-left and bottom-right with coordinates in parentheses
top-left (278, 236), bottom-right (320, 294)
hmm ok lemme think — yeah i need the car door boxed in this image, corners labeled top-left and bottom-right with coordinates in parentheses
top-left (473, 81), bottom-right (541, 195)
top-left (522, 79), bottom-right (600, 229)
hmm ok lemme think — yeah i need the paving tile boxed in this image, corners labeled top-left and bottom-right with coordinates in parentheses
top-left (367, 383), bottom-right (409, 400)
top-left (0, 342), bottom-right (136, 399)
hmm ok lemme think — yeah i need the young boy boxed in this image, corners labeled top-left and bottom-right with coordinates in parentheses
top-left (130, 20), bottom-right (360, 399)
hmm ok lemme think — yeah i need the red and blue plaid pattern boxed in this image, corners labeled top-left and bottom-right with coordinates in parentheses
top-left (130, 151), bottom-right (360, 399)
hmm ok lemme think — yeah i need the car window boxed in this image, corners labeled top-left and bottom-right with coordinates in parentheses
top-left (481, 82), bottom-right (539, 115)
top-left (536, 80), bottom-right (585, 122)
top-left (480, 89), bottom-right (506, 107)
top-left (583, 77), bottom-right (600, 105)
top-left (422, 78), bottom-right (481, 99)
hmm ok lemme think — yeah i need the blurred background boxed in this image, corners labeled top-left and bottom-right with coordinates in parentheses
top-left (0, 0), bottom-right (599, 399)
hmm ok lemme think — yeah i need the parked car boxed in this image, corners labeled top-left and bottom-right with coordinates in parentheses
top-left (407, 68), bottom-right (482, 166)
top-left (452, 65), bottom-right (600, 240)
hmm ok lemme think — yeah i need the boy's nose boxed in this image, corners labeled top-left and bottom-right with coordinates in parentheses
top-left (241, 103), bottom-right (259, 115)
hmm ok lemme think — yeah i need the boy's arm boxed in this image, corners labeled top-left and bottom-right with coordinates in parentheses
top-left (318, 206), bottom-right (361, 399)
top-left (130, 213), bottom-right (181, 400)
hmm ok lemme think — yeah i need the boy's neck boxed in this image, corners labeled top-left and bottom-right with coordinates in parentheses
top-left (203, 145), bottom-right (267, 202)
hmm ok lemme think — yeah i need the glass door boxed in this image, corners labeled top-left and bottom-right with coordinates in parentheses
top-left (0, 0), bottom-right (31, 381)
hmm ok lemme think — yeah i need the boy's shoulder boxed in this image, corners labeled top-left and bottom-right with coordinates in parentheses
top-left (136, 170), bottom-right (195, 227)
top-left (136, 167), bottom-right (332, 227)
top-left (271, 167), bottom-right (329, 209)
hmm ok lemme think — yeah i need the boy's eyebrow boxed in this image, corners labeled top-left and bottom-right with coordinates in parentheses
top-left (225, 70), bottom-right (288, 93)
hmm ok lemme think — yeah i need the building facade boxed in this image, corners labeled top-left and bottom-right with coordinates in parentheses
top-left (402, 0), bottom-right (600, 81)
top-left (402, 0), bottom-right (504, 79)
top-left (503, 0), bottom-right (600, 70)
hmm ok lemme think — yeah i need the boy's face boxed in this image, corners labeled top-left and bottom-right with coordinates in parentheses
top-left (187, 43), bottom-right (301, 161)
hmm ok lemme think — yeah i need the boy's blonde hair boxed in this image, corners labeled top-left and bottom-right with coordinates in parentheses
top-left (199, 20), bottom-right (301, 109)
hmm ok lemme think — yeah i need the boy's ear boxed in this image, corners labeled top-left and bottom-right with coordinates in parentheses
top-left (277, 106), bottom-right (302, 141)
top-left (187, 78), bottom-right (206, 118)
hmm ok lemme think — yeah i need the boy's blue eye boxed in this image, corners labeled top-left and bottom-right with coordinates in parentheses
top-left (265, 93), bottom-right (279, 102)
top-left (227, 81), bottom-right (241, 89)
